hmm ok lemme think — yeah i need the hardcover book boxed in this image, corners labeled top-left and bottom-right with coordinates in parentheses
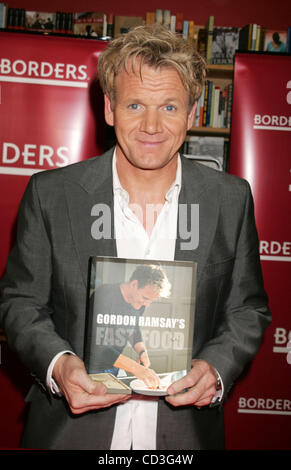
top-left (84, 257), bottom-right (197, 395)
top-left (211, 27), bottom-right (239, 64)
top-left (73, 12), bottom-right (105, 38)
top-left (25, 11), bottom-right (55, 32)
top-left (113, 16), bottom-right (144, 38)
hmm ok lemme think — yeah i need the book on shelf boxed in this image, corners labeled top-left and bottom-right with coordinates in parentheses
top-left (6, 7), bottom-right (25, 29)
top-left (0, 3), bottom-right (7, 28)
top-left (55, 12), bottom-right (73, 35)
top-left (84, 256), bottom-right (197, 395)
top-left (197, 27), bottom-right (207, 58)
top-left (175, 12), bottom-right (184, 35)
top-left (238, 23), bottom-right (265, 51)
top-left (194, 80), bottom-right (233, 130)
top-left (155, 9), bottom-right (163, 25)
top-left (287, 27), bottom-right (291, 54)
top-left (73, 12), bottom-right (105, 38)
top-left (114, 16), bottom-right (144, 38)
top-left (182, 135), bottom-right (228, 171)
top-left (146, 12), bottom-right (155, 26)
top-left (183, 20), bottom-right (189, 41)
top-left (163, 10), bottom-right (171, 29)
top-left (205, 15), bottom-right (214, 63)
top-left (211, 27), bottom-right (239, 64)
top-left (25, 11), bottom-right (55, 32)
top-left (263, 29), bottom-right (287, 53)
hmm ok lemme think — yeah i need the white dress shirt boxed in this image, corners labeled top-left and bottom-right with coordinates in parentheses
top-left (110, 151), bottom-right (181, 450)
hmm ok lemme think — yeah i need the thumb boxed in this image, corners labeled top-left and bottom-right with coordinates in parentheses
top-left (80, 373), bottom-right (107, 395)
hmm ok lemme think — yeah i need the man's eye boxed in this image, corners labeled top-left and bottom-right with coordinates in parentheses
top-left (129, 104), bottom-right (139, 110)
top-left (165, 105), bottom-right (175, 111)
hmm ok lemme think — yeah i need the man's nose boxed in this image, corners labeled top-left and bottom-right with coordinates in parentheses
top-left (140, 109), bottom-right (162, 134)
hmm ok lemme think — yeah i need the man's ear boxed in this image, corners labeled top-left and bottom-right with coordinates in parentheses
top-left (187, 102), bottom-right (197, 131)
top-left (129, 280), bottom-right (138, 290)
top-left (104, 95), bottom-right (114, 126)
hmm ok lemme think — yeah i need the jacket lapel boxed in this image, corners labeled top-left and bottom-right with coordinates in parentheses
top-left (175, 156), bottom-right (220, 286)
top-left (64, 150), bottom-right (220, 288)
top-left (64, 148), bottom-right (117, 287)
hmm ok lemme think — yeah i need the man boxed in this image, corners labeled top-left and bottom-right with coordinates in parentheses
top-left (0, 25), bottom-right (271, 450)
top-left (85, 264), bottom-right (171, 390)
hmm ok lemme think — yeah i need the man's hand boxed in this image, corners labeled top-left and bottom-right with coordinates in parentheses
top-left (138, 350), bottom-right (150, 368)
top-left (53, 354), bottom-right (130, 414)
top-left (165, 359), bottom-right (218, 407)
top-left (135, 365), bottom-right (161, 389)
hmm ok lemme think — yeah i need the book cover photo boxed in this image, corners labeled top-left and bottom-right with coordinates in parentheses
top-left (84, 257), bottom-right (197, 395)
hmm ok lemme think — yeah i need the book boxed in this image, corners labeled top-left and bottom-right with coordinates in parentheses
top-left (7, 8), bottom-right (25, 29)
top-left (188, 20), bottom-right (195, 43)
top-left (55, 12), bottom-right (73, 34)
top-left (287, 27), bottom-right (291, 54)
top-left (146, 12), bottom-right (155, 26)
top-left (264, 29), bottom-right (287, 53)
top-left (0, 3), bottom-right (7, 28)
top-left (211, 27), bottom-right (239, 64)
top-left (163, 10), bottom-right (171, 28)
top-left (183, 20), bottom-right (189, 41)
top-left (175, 12), bottom-right (184, 35)
top-left (183, 135), bottom-right (227, 171)
top-left (155, 9), bottom-right (163, 25)
top-left (84, 257), bottom-right (197, 394)
top-left (197, 28), bottom-right (207, 58)
top-left (114, 15), bottom-right (144, 38)
top-left (205, 15), bottom-right (214, 63)
top-left (25, 11), bottom-right (55, 32)
top-left (73, 12), bottom-right (105, 38)
top-left (170, 15), bottom-right (176, 33)
top-left (238, 24), bottom-right (253, 51)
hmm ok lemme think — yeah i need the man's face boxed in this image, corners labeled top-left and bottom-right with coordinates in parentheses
top-left (104, 63), bottom-right (196, 171)
top-left (127, 280), bottom-right (160, 310)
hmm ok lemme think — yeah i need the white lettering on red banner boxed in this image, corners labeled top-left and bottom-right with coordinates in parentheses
top-left (260, 240), bottom-right (291, 262)
top-left (0, 141), bottom-right (70, 174)
top-left (238, 397), bottom-right (291, 415)
top-left (273, 327), bottom-right (291, 355)
top-left (0, 58), bottom-right (88, 87)
top-left (253, 114), bottom-right (291, 131)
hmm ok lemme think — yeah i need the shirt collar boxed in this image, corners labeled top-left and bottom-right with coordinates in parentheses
top-left (112, 147), bottom-right (181, 203)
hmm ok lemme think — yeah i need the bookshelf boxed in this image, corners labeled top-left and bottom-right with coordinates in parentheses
top-left (187, 63), bottom-right (234, 143)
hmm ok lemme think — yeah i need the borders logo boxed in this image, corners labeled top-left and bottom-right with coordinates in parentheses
top-left (238, 396), bottom-right (291, 416)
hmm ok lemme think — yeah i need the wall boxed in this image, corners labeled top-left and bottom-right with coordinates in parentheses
top-left (6, 0), bottom-right (291, 30)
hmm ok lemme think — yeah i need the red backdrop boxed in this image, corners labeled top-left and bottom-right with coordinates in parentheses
top-left (0, 31), bottom-right (106, 448)
top-left (226, 52), bottom-right (291, 449)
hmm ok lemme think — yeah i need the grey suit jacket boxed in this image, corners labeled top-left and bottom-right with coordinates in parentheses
top-left (0, 148), bottom-right (271, 450)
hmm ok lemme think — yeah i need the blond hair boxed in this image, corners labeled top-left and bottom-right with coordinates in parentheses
top-left (98, 24), bottom-right (206, 107)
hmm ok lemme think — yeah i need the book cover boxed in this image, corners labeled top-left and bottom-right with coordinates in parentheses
top-left (0, 3), bottom-right (7, 28)
top-left (84, 257), bottom-right (197, 395)
top-left (287, 27), bottom-right (291, 54)
top-left (73, 12), bottom-right (105, 38)
top-left (155, 9), bottom-right (163, 25)
top-left (211, 27), bottom-right (239, 64)
top-left (183, 135), bottom-right (226, 171)
top-left (264, 29), bottom-right (287, 53)
top-left (205, 15), bottom-right (214, 63)
top-left (163, 10), bottom-right (171, 28)
top-left (175, 12), bottom-right (184, 35)
top-left (113, 16), bottom-right (144, 38)
top-left (25, 11), bottom-right (55, 32)
top-left (197, 28), bottom-right (207, 58)
top-left (238, 24), bottom-right (253, 51)
top-left (145, 12), bottom-right (155, 26)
